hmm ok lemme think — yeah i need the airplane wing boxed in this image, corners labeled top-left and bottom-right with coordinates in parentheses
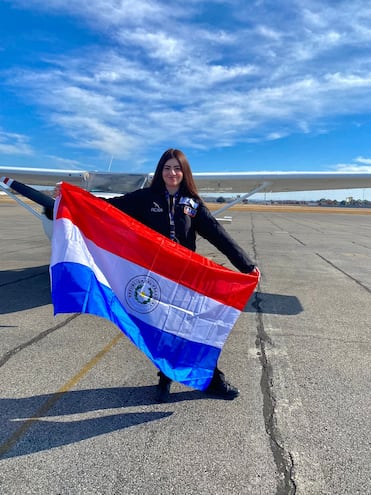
top-left (0, 167), bottom-right (150, 193)
top-left (2, 166), bottom-right (371, 235)
top-left (193, 171), bottom-right (371, 194)
top-left (193, 171), bottom-right (371, 215)
top-left (1, 166), bottom-right (371, 194)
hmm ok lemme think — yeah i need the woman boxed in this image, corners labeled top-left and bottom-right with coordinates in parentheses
top-left (107, 148), bottom-right (257, 401)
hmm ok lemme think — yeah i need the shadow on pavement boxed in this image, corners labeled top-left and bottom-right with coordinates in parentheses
top-left (0, 265), bottom-right (51, 314)
top-left (244, 291), bottom-right (303, 315)
top-left (0, 268), bottom-right (303, 316)
top-left (0, 386), bottom-right (211, 459)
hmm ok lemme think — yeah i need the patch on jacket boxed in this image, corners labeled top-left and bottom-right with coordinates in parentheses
top-left (179, 196), bottom-right (199, 218)
top-left (179, 197), bottom-right (199, 218)
top-left (150, 201), bottom-right (163, 213)
top-left (183, 205), bottom-right (197, 217)
top-left (179, 196), bottom-right (199, 209)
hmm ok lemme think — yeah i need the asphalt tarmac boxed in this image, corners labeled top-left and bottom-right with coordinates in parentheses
top-left (0, 201), bottom-right (370, 495)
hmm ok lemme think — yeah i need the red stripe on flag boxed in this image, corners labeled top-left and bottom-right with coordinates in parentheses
top-left (56, 182), bottom-right (258, 310)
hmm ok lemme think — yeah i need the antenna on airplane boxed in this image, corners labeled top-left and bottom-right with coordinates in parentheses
top-left (108, 155), bottom-right (113, 172)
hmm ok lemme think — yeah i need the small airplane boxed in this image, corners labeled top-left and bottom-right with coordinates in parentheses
top-left (1, 165), bottom-right (371, 239)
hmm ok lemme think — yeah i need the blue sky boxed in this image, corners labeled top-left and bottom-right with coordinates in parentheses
top-left (1, 0), bottom-right (371, 200)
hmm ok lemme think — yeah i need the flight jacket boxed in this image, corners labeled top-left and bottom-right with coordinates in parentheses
top-left (107, 186), bottom-right (255, 274)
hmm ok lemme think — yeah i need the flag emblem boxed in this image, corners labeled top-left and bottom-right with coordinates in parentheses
top-left (125, 275), bottom-right (161, 313)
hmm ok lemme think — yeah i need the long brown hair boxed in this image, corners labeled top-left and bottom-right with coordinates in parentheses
top-left (150, 148), bottom-right (201, 200)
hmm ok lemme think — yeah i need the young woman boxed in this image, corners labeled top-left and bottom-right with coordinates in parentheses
top-left (107, 148), bottom-right (257, 401)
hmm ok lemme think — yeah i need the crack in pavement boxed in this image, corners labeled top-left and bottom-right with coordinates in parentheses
top-left (250, 214), bottom-right (297, 495)
top-left (254, 293), bottom-right (297, 495)
top-left (0, 314), bottom-right (80, 368)
top-left (316, 253), bottom-right (371, 294)
top-left (289, 235), bottom-right (306, 246)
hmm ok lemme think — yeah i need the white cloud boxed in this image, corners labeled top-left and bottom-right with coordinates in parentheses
top-left (335, 160), bottom-right (371, 173)
top-left (50, 114), bottom-right (139, 157)
top-left (3, 0), bottom-right (371, 160)
top-left (325, 72), bottom-right (371, 88)
top-left (355, 156), bottom-right (371, 165)
top-left (255, 25), bottom-right (282, 41)
top-left (336, 165), bottom-right (371, 173)
top-left (7, 0), bottom-right (188, 29)
top-left (0, 130), bottom-right (34, 156)
top-left (45, 155), bottom-right (85, 169)
top-left (119, 29), bottom-right (187, 63)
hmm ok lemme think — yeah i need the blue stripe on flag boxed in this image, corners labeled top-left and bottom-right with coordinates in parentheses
top-left (51, 262), bottom-right (219, 390)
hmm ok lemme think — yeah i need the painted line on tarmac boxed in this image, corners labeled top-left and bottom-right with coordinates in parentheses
top-left (0, 332), bottom-right (123, 459)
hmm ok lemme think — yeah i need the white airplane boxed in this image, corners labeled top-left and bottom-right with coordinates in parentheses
top-left (1, 165), bottom-right (371, 239)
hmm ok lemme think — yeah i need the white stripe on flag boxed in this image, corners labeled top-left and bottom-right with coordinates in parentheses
top-left (51, 218), bottom-right (240, 349)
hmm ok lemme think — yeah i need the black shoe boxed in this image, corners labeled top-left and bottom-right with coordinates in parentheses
top-left (156, 371), bottom-right (172, 403)
top-left (205, 368), bottom-right (240, 400)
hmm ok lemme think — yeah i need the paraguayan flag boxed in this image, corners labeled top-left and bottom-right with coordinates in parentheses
top-left (50, 182), bottom-right (259, 390)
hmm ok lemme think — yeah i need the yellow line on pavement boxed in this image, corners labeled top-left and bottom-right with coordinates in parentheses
top-left (0, 332), bottom-right (123, 458)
